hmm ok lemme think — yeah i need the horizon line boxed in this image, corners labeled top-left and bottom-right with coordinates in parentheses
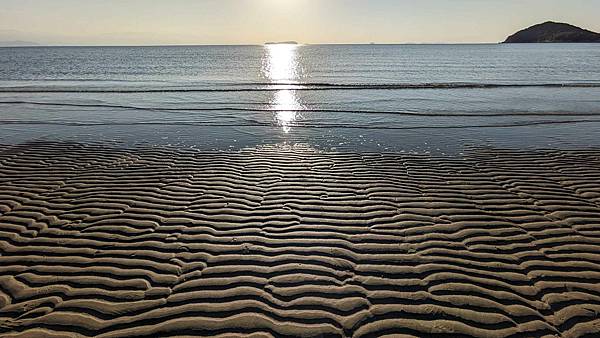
top-left (0, 42), bottom-right (507, 48)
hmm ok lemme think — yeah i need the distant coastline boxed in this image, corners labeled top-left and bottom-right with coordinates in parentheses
top-left (265, 41), bottom-right (298, 45)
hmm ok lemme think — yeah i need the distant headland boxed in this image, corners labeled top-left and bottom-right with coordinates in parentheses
top-left (504, 21), bottom-right (600, 43)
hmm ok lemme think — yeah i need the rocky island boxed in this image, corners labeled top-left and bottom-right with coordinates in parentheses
top-left (265, 41), bottom-right (298, 45)
top-left (504, 21), bottom-right (600, 43)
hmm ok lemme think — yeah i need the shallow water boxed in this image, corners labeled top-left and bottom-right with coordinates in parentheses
top-left (1, 44), bottom-right (600, 153)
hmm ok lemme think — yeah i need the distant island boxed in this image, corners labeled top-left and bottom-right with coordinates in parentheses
top-left (265, 41), bottom-right (298, 45)
top-left (504, 21), bottom-right (600, 43)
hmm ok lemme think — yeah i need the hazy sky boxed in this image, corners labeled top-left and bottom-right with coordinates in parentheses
top-left (1, 0), bottom-right (600, 45)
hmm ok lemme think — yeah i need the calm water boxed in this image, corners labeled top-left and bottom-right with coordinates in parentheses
top-left (1, 44), bottom-right (600, 153)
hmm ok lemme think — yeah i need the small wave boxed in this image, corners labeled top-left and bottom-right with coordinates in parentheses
top-left (1, 82), bottom-right (599, 93)
top-left (1, 119), bottom-right (599, 130)
top-left (2, 100), bottom-right (600, 118)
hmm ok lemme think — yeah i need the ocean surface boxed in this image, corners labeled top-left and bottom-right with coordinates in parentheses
top-left (1, 44), bottom-right (599, 153)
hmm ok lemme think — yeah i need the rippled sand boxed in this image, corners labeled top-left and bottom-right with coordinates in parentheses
top-left (1, 141), bottom-right (600, 337)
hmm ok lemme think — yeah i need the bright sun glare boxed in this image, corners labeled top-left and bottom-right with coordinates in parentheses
top-left (263, 44), bottom-right (302, 133)
top-left (264, 44), bottom-right (299, 83)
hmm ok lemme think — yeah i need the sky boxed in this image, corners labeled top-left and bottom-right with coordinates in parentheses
top-left (1, 0), bottom-right (599, 45)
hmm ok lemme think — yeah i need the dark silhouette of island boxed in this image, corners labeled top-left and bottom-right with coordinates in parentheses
top-left (504, 21), bottom-right (600, 43)
top-left (265, 41), bottom-right (298, 45)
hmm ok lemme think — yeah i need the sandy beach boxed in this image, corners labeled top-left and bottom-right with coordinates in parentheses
top-left (1, 141), bottom-right (599, 337)
top-left (2, 1), bottom-right (600, 336)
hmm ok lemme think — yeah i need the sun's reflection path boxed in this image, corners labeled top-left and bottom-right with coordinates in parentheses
top-left (262, 44), bottom-right (302, 133)
top-left (264, 44), bottom-right (299, 83)
top-left (273, 89), bottom-right (301, 133)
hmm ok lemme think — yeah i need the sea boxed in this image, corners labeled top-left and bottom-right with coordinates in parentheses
top-left (1, 43), bottom-right (599, 154)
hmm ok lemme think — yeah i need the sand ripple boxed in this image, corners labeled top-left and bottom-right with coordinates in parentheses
top-left (1, 142), bottom-right (600, 337)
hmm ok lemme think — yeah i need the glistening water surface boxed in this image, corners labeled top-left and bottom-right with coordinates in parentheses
top-left (1, 44), bottom-right (600, 153)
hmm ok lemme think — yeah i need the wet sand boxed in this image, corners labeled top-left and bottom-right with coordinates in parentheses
top-left (1, 141), bottom-right (600, 337)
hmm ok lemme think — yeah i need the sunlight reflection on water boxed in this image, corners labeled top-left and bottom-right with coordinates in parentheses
top-left (263, 44), bottom-right (302, 133)
top-left (272, 89), bottom-right (301, 133)
top-left (263, 44), bottom-right (299, 82)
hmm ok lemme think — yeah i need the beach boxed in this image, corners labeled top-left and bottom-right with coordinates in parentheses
top-left (1, 43), bottom-right (600, 337)
top-left (1, 141), bottom-right (600, 337)
top-left (3, 0), bottom-right (600, 335)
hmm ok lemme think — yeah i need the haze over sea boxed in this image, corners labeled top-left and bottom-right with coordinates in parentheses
top-left (1, 43), bottom-right (600, 153)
